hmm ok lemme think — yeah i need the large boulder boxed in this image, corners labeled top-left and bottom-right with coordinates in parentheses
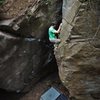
top-left (0, 0), bottom-right (62, 92)
top-left (0, 0), bottom-right (62, 38)
top-left (55, 0), bottom-right (100, 100)
top-left (0, 34), bottom-right (51, 92)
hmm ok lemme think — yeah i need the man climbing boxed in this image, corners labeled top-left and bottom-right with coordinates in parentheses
top-left (48, 22), bottom-right (62, 44)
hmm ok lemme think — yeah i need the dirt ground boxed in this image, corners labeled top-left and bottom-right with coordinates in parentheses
top-left (0, 72), bottom-right (69, 100)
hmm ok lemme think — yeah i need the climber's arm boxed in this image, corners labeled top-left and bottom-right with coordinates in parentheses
top-left (54, 23), bottom-right (62, 34)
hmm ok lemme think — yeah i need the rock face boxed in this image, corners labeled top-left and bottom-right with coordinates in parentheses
top-left (0, 0), bottom-right (62, 91)
top-left (55, 0), bottom-right (100, 100)
top-left (0, 36), bottom-right (49, 91)
top-left (0, 0), bottom-right (62, 38)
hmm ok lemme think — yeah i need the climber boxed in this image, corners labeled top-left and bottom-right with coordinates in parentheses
top-left (48, 22), bottom-right (62, 44)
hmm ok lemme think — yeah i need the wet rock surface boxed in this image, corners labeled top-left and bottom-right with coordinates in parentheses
top-left (55, 0), bottom-right (100, 100)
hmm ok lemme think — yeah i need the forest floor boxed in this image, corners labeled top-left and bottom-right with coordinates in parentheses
top-left (0, 72), bottom-right (69, 100)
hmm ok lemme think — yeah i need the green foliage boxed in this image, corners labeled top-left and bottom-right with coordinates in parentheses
top-left (0, 0), bottom-right (5, 5)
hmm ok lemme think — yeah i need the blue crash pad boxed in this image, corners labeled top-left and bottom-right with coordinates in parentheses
top-left (40, 87), bottom-right (68, 100)
top-left (40, 87), bottom-right (60, 100)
